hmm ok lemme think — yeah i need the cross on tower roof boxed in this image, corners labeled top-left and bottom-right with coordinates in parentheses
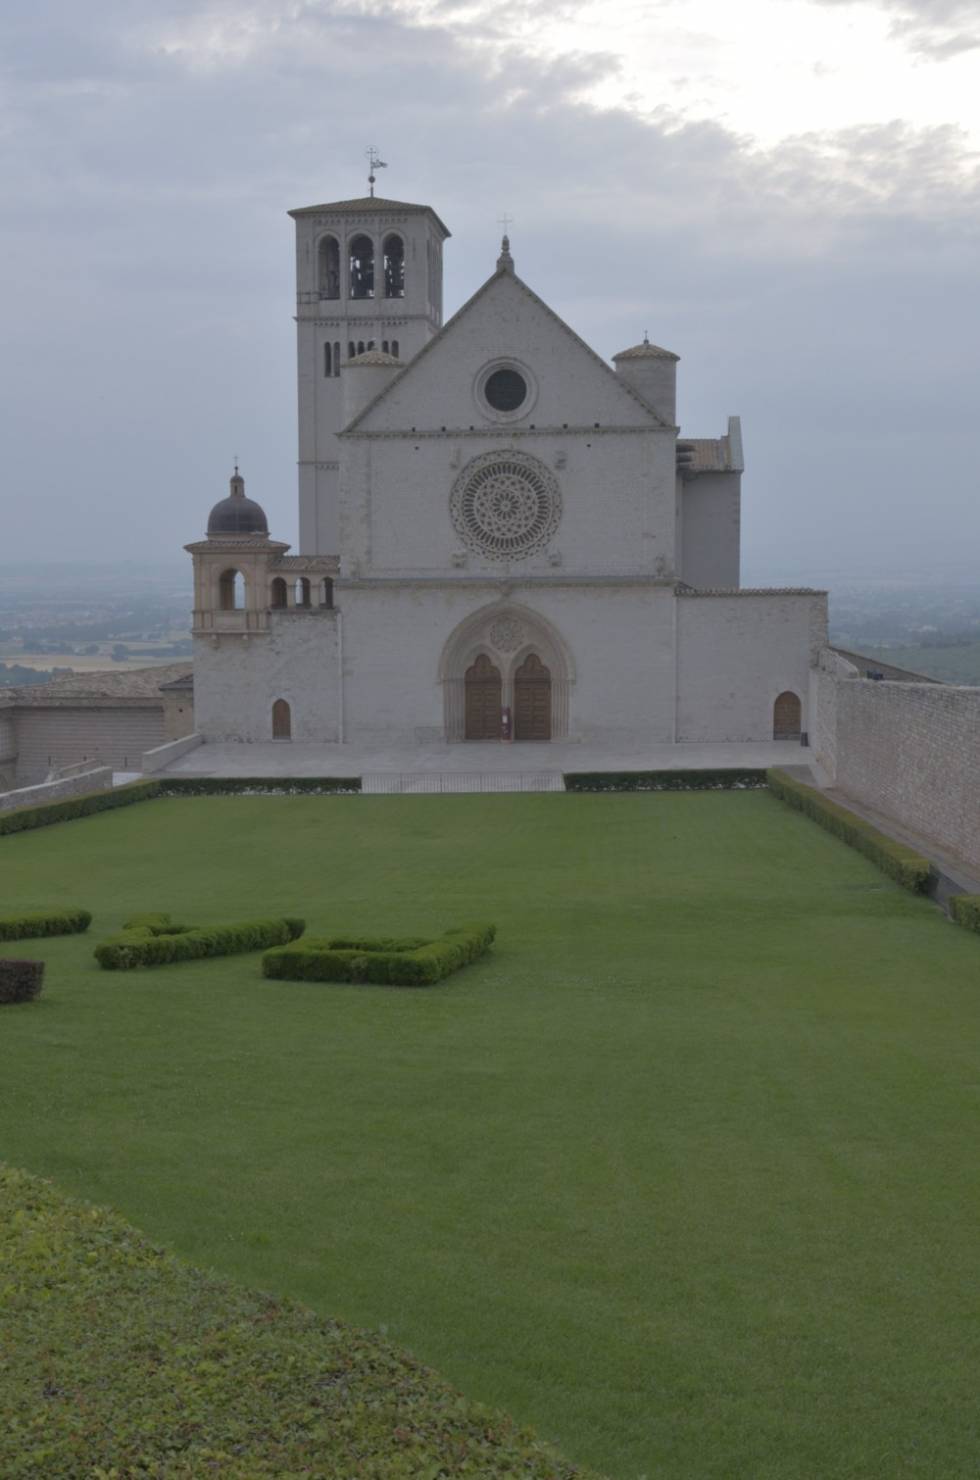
top-left (366, 146), bottom-right (388, 197)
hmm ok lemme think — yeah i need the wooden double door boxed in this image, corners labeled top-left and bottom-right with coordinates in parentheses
top-left (463, 652), bottom-right (552, 741)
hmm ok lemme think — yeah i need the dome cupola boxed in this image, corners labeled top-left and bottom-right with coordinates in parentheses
top-left (206, 468), bottom-right (269, 537)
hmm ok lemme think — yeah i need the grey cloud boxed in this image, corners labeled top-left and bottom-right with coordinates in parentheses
top-left (814, 0), bottom-right (980, 59)
top-left (0, 0), bottom-right (978, 585)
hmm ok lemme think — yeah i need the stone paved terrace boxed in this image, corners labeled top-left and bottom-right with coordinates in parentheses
top-left (161, 738), bottom-right (812, 779)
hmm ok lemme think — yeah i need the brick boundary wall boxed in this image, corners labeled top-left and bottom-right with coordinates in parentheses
top-left (0, 766), bottom-right (114, 815)
top-left (818, 666), bottom-right (980, 874)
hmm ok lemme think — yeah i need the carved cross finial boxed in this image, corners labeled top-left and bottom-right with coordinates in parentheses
top-left (498, 212), bottom-right (514, 233)
top-left (366, 146), bottom-right (388, 197)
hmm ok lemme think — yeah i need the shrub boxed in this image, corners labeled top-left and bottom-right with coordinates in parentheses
top-left (767, 769), bottom-right (935, 895)
top-left (950, 895), bottom-right (980, 933)
top-left (0, 959), bottom-right (45, 1004)
top-left (0, 780), bottom-right (161, 836)
top-left (0, 1163), bottom-right (598, 1479)
top-left (0, 908), bottom-right (91, 942)
top-left (564, 769), bottom-right (768, 793)
top-left (95, 913), bottom-right (305, 970)
top-left (263, 923), bottom-right (496, 987)
top-left (159, 777), bottom-right (361, 796)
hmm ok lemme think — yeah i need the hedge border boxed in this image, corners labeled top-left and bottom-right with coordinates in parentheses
top-left (0, 1162), bottom-right (598, 1479)
top-left (563, 769), bottom-right (768, 792)
top-left (950, 895), bottom-right (980, 933)
top-left (263, 923), bottom-right (496, 987)
top-left (0, 776), bottom-right (362, 836)
top-left (0, 909), bottom-right (92, 942)
top-left (767, 768), bottom-right (936, 895)
top-left (95, 913), bottom-right (306, 970)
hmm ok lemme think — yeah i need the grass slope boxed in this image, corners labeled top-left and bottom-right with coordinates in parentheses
top-left (0, 1163), bottom-right (595, 1478)
top-left (1, 793), bottom-right (979, 1478)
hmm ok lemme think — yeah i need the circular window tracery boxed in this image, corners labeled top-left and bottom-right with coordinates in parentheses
top-left (450, 451), bottom-right (561, 561)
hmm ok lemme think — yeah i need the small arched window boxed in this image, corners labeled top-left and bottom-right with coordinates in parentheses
top-left (270, 577), bottom-right (288, 609)
top-left (317, 235), bottom-right (340, 299)
top-left (320, 577), bottom-right (334, 609)
top-left (356, 340), bottom-right (365, 356)
top-left (323, 342), bottom-right (332, 377)
top-left (349, 234), bottom-right (374, 298)
top-left (382, 340), bottom-right (389, 354)
top-left (773, 691), bottom-right (803, 740)
top-left (383, 234), bottom-right (405, 298)
top-left (219, 569), bottom-right (245, 611)
top-left (348, 341), bottom-right (355, 359)
top-left (333, 341), bottom-right (340, 377)
top-left (391, 339), bottom-right (399, 358)
top-left (272, 699), bottom-right (292, 740)
top-left (295, 577), bottom-right (311, 608)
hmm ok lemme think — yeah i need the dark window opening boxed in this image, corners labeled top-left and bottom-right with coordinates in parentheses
top-left (323, 342), bottom-right (332, 377)
top-left (349, 234), bottom-right (375, 298)
top-left (383, 234), bottom-right (405, 298)
top-left (317, 236), bottom-right (340, 299)
top-left (484, 367), bottom-right (527, 413)
top-left (333, 341), bottom-right (340, 377)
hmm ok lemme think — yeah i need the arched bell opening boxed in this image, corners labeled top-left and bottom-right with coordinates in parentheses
top-left (349, 234), bottom-right (374, 299)
top-left (773, 690), bottom-right (802, 740)
top-left (218, 568), bottom-right (246, 611)
top-left (317, 235), bottom-right (340, 299)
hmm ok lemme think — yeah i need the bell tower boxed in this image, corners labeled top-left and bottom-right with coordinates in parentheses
top-left (289, 186), bottom-right (451, 555)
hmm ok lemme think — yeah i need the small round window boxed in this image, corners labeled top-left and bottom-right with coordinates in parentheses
top-left (484, 368), bottom-right (528, 413)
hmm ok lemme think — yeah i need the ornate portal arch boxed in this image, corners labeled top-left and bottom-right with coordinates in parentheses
top-left (439, 601), bottom-right (574, 741)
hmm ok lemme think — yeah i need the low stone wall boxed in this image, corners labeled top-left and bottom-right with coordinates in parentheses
top-left (0, 766), bottom-right (113, 814)
top-left (142, 732), bottom-right (203, 774)
top-left (827, 675), bottom-right (980, 873)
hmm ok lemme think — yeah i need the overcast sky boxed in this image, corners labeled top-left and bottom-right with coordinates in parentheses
top-left (1, 0), bottom-right (978, 582)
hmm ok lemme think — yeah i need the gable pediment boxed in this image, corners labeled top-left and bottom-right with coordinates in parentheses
top-left (344, 269), bottom-right (669, 435)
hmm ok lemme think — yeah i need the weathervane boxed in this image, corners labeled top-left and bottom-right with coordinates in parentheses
top-left (366, 146), bottom-right (388, 197)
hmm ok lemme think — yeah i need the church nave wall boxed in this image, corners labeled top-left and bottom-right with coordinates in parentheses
top-left (192, 613), bottom-right (340, 744)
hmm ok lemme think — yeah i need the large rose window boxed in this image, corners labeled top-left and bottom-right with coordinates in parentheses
top-left (450, 451), bottom-right (561, 561)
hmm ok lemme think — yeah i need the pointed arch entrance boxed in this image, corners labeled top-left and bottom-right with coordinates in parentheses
top-left (439, 603), bottom-right (573, 742)
top-left (514, 653), bottom-right (551, 740)
top-left (464, 655), bottom-right (502, 740)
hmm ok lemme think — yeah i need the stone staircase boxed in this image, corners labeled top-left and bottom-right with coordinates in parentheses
top-left (361, 771), bottom-right (565, 795)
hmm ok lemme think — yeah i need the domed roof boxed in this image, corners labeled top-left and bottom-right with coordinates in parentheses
top-left (347, 350), bottom-right (402, 367)
top-left (613, 336), bottom-right (679, 362)
top-left (207, 470), bottom-right (269, 537)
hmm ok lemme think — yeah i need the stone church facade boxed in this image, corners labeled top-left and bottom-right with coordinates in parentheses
top-left (187, 192), bottom-right (827, 748)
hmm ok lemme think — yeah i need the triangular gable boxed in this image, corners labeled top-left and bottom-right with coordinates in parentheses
top-left (343, 268), bottom-right (670, 434)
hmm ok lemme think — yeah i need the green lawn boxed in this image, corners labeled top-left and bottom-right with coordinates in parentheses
top-left (1, 792), bottom-right (979, 1478)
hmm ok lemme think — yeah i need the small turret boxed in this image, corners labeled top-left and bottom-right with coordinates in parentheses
top-left (612, 334), bottom-right (679, 426)
top-left (342, 349), bottom-right (403, 426)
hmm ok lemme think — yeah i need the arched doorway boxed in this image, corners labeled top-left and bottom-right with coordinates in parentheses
top-left (464, 655), bottom-right (501, 740)
top-left (272, 698), bottom-right (292, 740)
top-left (773, 690), bottom-right (802, 740)
top-left (514, 653), bottom-right (552, 741)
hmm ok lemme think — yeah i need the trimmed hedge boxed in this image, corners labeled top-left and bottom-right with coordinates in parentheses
top-left (950, 895), bottom-right (980, 933)
top-left (159, 776), bottom-right (361, 795)
top-left (0, 780), bottom-right (161, 836)
top-left (264, 922), bottom-right (496, 987)
top-left (0, 908), bottom-right (91, 942)
top-left (564, 768), bottom-right (768, 792)
top-left (767, 768), bottom-right (936, 895)
top-left (0, 959), bottom-right (44, 1004)
top-left (95, 912), bottom-right (305, 970)
top-left (0, 1163), bottom-right (599, 1479)
top-left (0, 776), bottom-right (362, 838)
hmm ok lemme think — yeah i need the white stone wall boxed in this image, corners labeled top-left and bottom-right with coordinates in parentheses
top-left (679, 474), bottom-right (741, 589)
top-left (192, 612), bottom-right (339, 742)
top-left (0, 766), bottom-right (113, 814)
top-left (339, 582), bottom-right (678, 744)
top-left (342, 431), bottom-right (676, 582)
top-left (676, 592), bottom-right (827, 742)
top-left (12, 707), bottom-right (166, 785)
top-left (833, 680), bottom-right (980, 872)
